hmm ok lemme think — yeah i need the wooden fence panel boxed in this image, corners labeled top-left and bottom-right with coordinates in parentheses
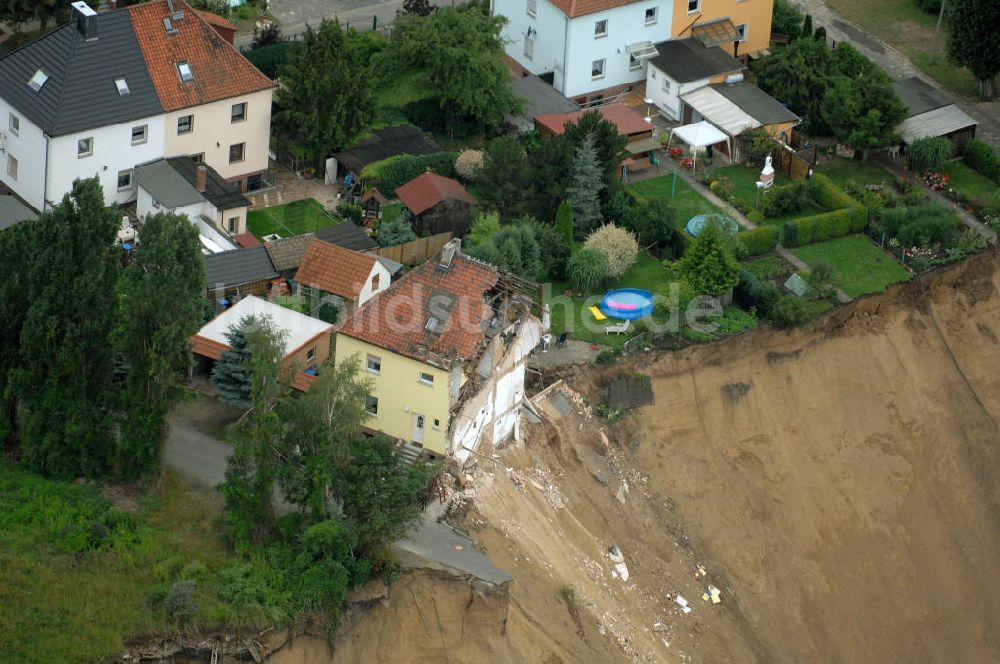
top-left (375, 231), bottom-right (453, 264)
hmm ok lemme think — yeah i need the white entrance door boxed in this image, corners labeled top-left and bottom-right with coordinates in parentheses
top-left (412, 414), bottom-right (425, 444)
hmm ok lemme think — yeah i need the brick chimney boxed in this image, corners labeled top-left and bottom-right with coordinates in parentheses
top-left (196, 164), bottom-right (207, 193)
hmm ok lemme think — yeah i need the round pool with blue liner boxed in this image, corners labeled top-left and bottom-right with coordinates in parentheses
top-left (599, 288), bottom-right (654, 320)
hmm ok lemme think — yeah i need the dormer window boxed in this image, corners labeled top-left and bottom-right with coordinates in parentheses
top-left (27, 69), bottom-right (49, 92)
top-left (177, 61), bottom-right (194, 82)
top-left (115, 77), bottom-right (130, 96)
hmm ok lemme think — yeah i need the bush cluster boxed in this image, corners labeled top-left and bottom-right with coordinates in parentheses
top-left (963, 139), bottom-right (1000, 182)
top-left (454, 149), bottom-right (485, 181)
top-left (734, 271), bottom-right (810, 328)
top-left (568, 248), bottom-right (609, 293)
top-left (760, 179), bottom-right (819, 218)
top-left (879, 204), bottom-right (959, 246)
top-left (908, 136), bottom-right (951, 173)
top-left (361, 152), bottom-right (457, 192)
top-left (583, 224), bottom-right (639, 279)
top-left (781, 174), bottom-right (867, 247)
top-left (739, 226), bottom-right (779, 256)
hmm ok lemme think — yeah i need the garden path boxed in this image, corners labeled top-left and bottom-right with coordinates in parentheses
top-left (791, 0), bottom-right (1000, 151)
top-left (658, 159), bottom-right (854, 303)
top-left (875, 157), bottom-right (998, 246)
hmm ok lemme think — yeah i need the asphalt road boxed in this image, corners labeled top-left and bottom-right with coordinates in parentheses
top-left (235, 0), bottom-right (404, 48)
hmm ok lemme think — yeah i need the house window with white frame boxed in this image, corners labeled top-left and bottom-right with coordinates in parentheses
top-left (177, 115), bottom-right (193, 134)
top-left (365, 395), bottom-right (379, 416)
top-left (227, 216), bottom-right (239, 233)
top-left (736, 23), bottom-right (748, 42)
top-left (231, 102), bottom-right (247, 122)
top-left (594, 19), bottom-right (608, 38)
top-left (78, 137), bottom-right (93, 158)
top-left (687, 0), bottom-right (700, 13)
top-left (8, 113), bottom-right (19, 136)
top-left (306, 346), bottom-right (316, 363)
top-left (662, 77), bottom-right (671, 92)
top-left (229, 142), bottom-right (245, 163)
top-left (644, 6), bottom-right (657, 25)
top-left (629, 54), bottom-right (641, 71)
top-left (117, 169), bottom-right (132, 191)
top-left (6, 154), bottom-right (17, 180)
top-left (527, 0), bottom-right (536, 16)
top-left (419, 372), bottom-right (434, 386)
top-left (176, 61), bottom-right (194, 82)
top-left (591, 58), bottom-right (605, 79)
top-left (367, 354), bottom-right (381, 373)
top-left (131, 124), bottom-right (147, 145)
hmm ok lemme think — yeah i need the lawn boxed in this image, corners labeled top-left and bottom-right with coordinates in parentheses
top-left (816, 158), bottom-right (894, 190)
top-left (941, 161), bottom-right (999, 204)
top-left (377, 71), bottom-right (435, 110)
top-left (0, 465), bottom-right (269, 664)
top-left (629, 173), bottom-right (727, 223)
top-left (826, 0), bottom-right (979, 99)
top-left (547, 252), bottom-right (681, 350)
top-left (791, 234), bottom-right (911, 297)
top-left (246, 198), bottom-right (341, 240)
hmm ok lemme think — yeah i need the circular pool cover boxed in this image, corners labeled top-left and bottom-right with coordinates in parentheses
top-left (599, 288), bottom-right (654, 320)
top-left (685, 213), bottom-right (739, 237)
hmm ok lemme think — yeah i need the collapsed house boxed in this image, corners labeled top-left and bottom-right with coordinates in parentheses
top-left (334, 239), bottom-right (543, 463)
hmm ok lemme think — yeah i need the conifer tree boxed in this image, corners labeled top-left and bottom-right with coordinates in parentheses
top-left (565, 135), bottom-right (605, 239)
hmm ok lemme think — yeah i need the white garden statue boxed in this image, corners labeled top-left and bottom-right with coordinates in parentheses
top-left (757, 154), bottom-right (775, 189)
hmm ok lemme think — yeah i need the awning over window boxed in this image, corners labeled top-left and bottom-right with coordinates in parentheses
top-left (627, 40), bottom-right (659, 60)
top-left (692, 18), bottom-right (739, 47)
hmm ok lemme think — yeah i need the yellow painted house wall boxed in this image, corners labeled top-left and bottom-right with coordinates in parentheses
top-left (672, 0), bottom-right (775, 57)
top-left (334, 335), bottom-right (453, 456)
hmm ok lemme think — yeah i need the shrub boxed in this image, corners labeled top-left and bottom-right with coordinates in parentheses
top-left (908, 137), bottom-right (951, 173)
top-left (244, 42), bottom-right (301, 79)
top-left (963, 139), bottom-right (1000, 181)
top-left (361, 152), bottom-right (458, 192)
top-left (568, 248), bottom-right (609, 293)
top-left (780, 176), bottom-right (867, 247)
top-left (466, 224), bottom-right (543, 279)
top-left (583, 224), bottom-right (639, 279)
top-left (880, 204), bottom-right (959, 246)
top-left (772, 0), bottom-right (804, 40)
top-left (164, 581), bottom-right (197, 621)
top-left (455, 149), bottom-right (485, 181)
top-left (734, 270), bottom-right (780, 315)
top-left (735, 128), bottom-right (777, 167)
top-left (336, 203), bottom-right (362, 224)
top-left (760, 179), bottom-right (817, 218)
top-left (555, 201), bottom-right (574, 247)
top-left (678, 223), bottom-right (740, 296)
top-left (531, 222), bottom-right (571, 280)
top-left (595, 350), bottom-right (616, 365)
top-left (913, 0), bottom-right (942, 13)
top-left (740, 226), bottom-right (779, 256)
top-left (769, 295), bottom-right (810, 328)
top-left (376, 214), bottom-right (416, 246)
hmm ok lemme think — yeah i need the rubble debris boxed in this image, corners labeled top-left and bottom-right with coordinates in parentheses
top-left (674, 595), bottom-right (692, 614)
top-left (608, 545), bottom-right (630, 582)
top-left (702, 585), bottom-right (722, 604)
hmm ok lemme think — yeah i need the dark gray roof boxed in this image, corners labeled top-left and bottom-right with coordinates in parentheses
top-left (135, 157), bottom-right (249, 211)
top-left (0, 195), bottom-right (38, 230)
top-left (333, 125), bottom-right (441, 175)
top-left (505, 74), bottom-right (578, 131)
top-left (892, 76), bottom-right (953, 118)
top-left (204, 246), bottom-right (278, 289)
top-left (648, 38), bottom-right (743, 83)
top-left (0, 9), bottom-right (163, 136)
top-left (711, 82), bottom-right (799, 125)
top-left (314, 222), bottom-right (378, 251)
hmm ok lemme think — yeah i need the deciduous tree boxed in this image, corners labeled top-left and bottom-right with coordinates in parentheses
top-left (947, 0), bottom-right (1000, 99)
top-left (115, 212), bottom-right (205, 478)
top-left (821, 70), bottom-right (905, 158)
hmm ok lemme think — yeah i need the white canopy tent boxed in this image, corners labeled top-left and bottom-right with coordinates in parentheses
top-left (667, 121), bottom-right (730, 170)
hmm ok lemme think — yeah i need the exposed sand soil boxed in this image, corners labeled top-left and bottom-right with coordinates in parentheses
top-left (271, 250), bottom-right (1000, 663)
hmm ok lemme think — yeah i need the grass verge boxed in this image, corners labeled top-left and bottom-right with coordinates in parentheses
top-left (247, 198), bottom-right (341, 240)
top-left (629, 173), bottom-right (727, 223)
top-left (941, 161), bottom-right (999, 204)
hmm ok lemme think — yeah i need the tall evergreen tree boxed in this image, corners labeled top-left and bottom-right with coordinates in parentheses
top-left (211, 318), bottom-right (256, 409)
top-left (562, 110), bottom-right (627, 189)
top-left (555, 200), bottom-right (575, 247)
top-left (14, 179), bottom-right (120, 478)
top-left (566, 135), bottom-right (605, 239)
top-left (476, 136), bottom-right (528, 219)
top-left (678, 223), bottom-right (740, 297)
top-left (947, 0), bottom-right (1000, 99)
top-left (115, 212), bottom-right (205, 478)
top-left (275, 20), bottom-right (375, 167)
top-left (0, 222), bottom-right (31, 445)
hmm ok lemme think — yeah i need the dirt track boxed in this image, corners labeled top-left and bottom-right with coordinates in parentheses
top-left (274, 250), bottom-right (1000, 663)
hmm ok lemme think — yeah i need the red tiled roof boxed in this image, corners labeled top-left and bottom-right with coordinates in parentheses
top-left (547, 0), bottom-right (641, 17)
top-left (536, 104), bottom-right (652, 137)
top-left (295, 240), bottom-right (378, 301)
top-left (130, 0), bottom-right (273, 112)
top-left (338, 251), bottom-right (498, 367)
top-left (194, 9), bottom-right (237, 31)
top-left (394, 172), bottom-right (477, 216)
top-left (234, 232), bottom-right (261, 248)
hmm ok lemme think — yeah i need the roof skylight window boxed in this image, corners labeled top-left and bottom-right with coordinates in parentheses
top-left (115, 77), bottom-right (130, 96)
top-left (177, 61), bottom-right (194, 82)
top-left (27, 69), bottom-right (49, 92)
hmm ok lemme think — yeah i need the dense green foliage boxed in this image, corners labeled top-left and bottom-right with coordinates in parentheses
top-left (583, 224), bottom-right (639, 279)
top-left (362, 152), bottom-right (458, 193)
top-left (568, 248), bottom-right (609, 293)
top-left (735, 128), bottom-right (777, 167)
top-left (963, 139), bottom-right (1000, 181)
top-left (243, 41), bottom-right (301, 79)
top-left (772, 0), bottom-right (804, 39)
top-left (555, 201), bottom-right (575, 246)
top-left (734, 270), bottom-right (809, 328)
top-left (946, 0), bottom-right (1000, 99)
top-left (275, 21), bottom-right (375, 164)
top-left (115, 213), bottom-right (205, 478)
top-left (476, 137), bottom-right (527, 218)
top-left (566, 135), bottom-right (605, 238)
top-left (392, 5), bottom-right (519, 131)
top-left (879, 204), bottom-right (960, 245)
top-left (376, 213), bottom-right (418, 245)
top-left (739, 226), bottom-right (780, 256)
top-left (760, 179), bottom-right (821, 218)
top-left (678, 223), bottom-right (740, 297)
top-left (780, 174), bottom-right (869, 247)
top-left (467, 223), bottom-right (543, 279)
top-left (820, 69), bottom-right (905, 156)
top-left (913, 0), bottom-right (942, 14)
top-left (562, 110), bottom-right (628, 190)
top-left (908, 136), bottom-right (952, 172)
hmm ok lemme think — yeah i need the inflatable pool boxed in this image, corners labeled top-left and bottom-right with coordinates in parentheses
top-left (599, 288), bottom-right (654, 321)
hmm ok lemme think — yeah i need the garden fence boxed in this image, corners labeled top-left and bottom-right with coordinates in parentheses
top-left (374, 231), bottom-right (453, 264)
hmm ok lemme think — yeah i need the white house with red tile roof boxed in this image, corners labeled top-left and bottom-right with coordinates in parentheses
top-left (294, 239), bottom-right (392, 313)
top-left (0, 0), bottom-right (273, 212)
top-left (494, 0), bottom-right (673, 101)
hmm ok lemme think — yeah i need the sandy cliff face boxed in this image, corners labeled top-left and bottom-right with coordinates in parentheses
top-left (275, 251), bottom-right (1000, 664)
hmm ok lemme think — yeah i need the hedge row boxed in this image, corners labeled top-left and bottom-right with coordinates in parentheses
top-left (781, 173), bottom-right (867, 247)
top-left (361, 151), bottom-right (458, 193)
top-left (963, 139), bottom-right (1000, 182)
top-left (740, 225), bottom-right (779, 256)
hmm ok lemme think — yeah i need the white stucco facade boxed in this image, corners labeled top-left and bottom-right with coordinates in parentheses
top-left (136, 183), bottom-right (248, 235)
top-left (357, 260), bottom-right (393, 308)
top-left (496, 0), bottom-right (672, 99)
top-left (646, 63), bottom-right (711, 121)
top-left (163, 88), bottom-right (272, 185)
top-left (0, 100), bottom-right (47, 211)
